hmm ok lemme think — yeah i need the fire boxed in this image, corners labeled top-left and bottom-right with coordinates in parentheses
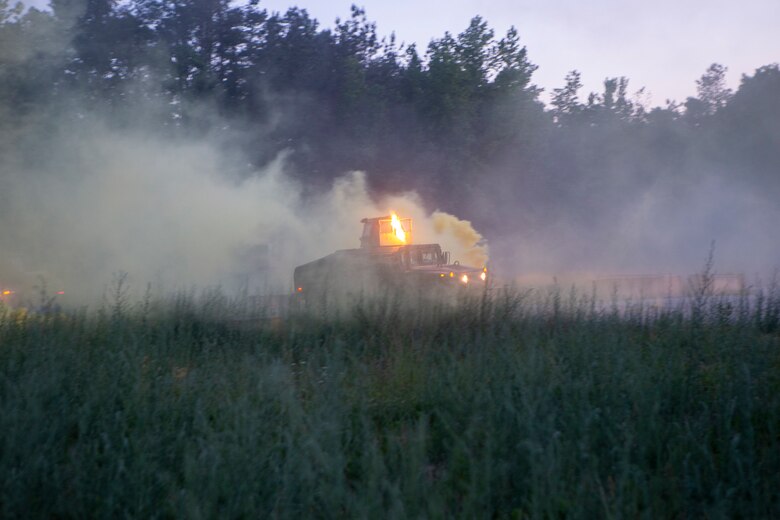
top-left (390, 213), bottom-right (406, 243)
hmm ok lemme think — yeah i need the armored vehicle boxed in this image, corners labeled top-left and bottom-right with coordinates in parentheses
top-left (293, 215), bottom-right (486, 305)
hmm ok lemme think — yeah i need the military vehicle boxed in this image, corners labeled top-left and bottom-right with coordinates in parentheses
top-left (293, 215), bottom-right (487, 306)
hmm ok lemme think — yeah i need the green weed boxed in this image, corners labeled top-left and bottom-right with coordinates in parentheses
top-left (0, 288), bottom-right (778, 518)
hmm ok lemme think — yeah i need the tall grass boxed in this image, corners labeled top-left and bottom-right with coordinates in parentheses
top-left (0, 285), bottom-right (778, 518)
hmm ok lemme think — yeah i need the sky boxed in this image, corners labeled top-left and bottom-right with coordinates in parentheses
top-left (255, 0), bottom-right (779, 106)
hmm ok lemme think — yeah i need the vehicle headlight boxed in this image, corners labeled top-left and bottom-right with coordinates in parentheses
top-left (480, 272), bottom-right (487, 281)
top-left (461, 274), bottom-right (469, 284)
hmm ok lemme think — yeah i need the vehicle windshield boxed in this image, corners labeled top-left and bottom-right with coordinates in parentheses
top-left (407, 247), bottom-right (441, 266)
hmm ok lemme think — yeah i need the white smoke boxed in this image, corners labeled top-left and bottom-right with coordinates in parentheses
top-left (0, 120), bottom-right (487, 305)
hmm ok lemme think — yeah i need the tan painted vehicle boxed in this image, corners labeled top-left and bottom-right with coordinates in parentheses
top-left (293, 215), bottom-right (487, 306)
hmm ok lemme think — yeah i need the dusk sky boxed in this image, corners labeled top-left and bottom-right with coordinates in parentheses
top-left (255, 0), bottom-right (779, 106)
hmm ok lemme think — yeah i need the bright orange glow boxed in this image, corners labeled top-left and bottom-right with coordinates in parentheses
top-left (1, 290), bottom-right (12, 296)
top-left (297, 287), bottom-right (303, 292)
top-left (449, 272), bottom-right (454, 278)
top-left (377, 214), bottom-right (411, 246)
top-left (390, 213), bottom-right (406, 243)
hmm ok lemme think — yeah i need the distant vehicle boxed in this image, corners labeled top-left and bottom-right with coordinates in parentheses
top-left (0, 287), bottom-right (18, 307)
top-left (0, 272), bottom-right (66, 313)
top-left (293, 215), bottom-right (487, 306)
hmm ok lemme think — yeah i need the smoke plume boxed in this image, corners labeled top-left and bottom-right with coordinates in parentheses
top-left (431, 212), bottom-right (488, 268)
top-left (0, 118), bottom-right (488, 306)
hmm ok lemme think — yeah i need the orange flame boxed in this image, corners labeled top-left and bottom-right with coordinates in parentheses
top-left (390, 213), bottom-right (406, 243)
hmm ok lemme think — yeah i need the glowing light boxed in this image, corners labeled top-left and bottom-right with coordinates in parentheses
top-left (390, 213), bottom-right (406, 243)
top-left (297, 287), bottom-right (303, 292)
top-left (461, 274), bottom-right (469, 284)
top-left (449, 272), bottom-right (454, 278)
top-left (1, 290), bottom-right (12, 296)
top-left (56, 291), bottom-right (65, 295)
top-left (480, 272), bottom-right (487, 281)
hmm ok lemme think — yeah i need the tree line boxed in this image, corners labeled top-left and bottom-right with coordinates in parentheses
top-left (1, 0), bottom-right (778, 234)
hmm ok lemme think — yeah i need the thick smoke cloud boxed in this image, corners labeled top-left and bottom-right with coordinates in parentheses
top-left (0, 117), bottom-right (486, 305)
top-left (487, 167), bottom-right (780, 286)
top-left (2, 108), bottom-right (776, 306)
top-left (432, 212), bottom-right (488, 268)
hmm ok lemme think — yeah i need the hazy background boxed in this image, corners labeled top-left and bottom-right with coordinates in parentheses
top-left (0, 0), bottom-right (778, 305)
top-left (0, 116), bottom-right (486, 303)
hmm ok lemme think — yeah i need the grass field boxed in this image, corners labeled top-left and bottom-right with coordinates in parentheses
top-left (1, 285), bottom-right (779, 518)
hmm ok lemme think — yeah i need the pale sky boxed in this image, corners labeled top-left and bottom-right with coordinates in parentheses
top-left (22, 0), bottom-right (780, 105)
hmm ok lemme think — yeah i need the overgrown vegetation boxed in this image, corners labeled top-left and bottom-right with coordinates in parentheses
top-left (1, 287), bottom-right (778, 517)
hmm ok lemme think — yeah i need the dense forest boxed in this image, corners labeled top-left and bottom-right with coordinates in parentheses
top-left (1, 0), bottom-right (778, 274)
